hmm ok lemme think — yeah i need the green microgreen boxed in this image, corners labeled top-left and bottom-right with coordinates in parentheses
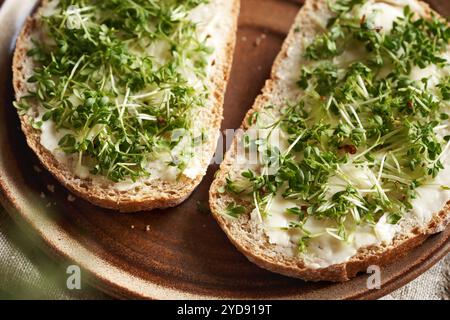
top-left (225, 1), bottom-right (450, 253)
top-left (15, 0), bottom-right (212, 182)
top-left (224, 202), bottom-right (246, 218)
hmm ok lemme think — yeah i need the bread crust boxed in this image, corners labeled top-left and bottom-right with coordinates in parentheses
top-left (12, 0), bottom-right (240, 212)
top-left (209, 0), bottom-right (450, 282)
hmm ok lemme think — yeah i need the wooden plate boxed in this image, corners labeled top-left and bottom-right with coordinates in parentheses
top-left (0, 0), bottom-right (449, 300)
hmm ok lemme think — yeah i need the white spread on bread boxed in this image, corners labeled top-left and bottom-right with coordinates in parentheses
top-left (26, 0), bottom-right (227, 188)
top-left (241, 0), bottom-right (450, 268)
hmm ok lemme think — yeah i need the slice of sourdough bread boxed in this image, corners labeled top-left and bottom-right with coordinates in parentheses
top-left (209, 0), bottom-right (450, 281)
top-left (13, 0), bottom-right (239, 212)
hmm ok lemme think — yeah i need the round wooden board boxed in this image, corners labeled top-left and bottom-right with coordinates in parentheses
top-left (0, 0), bottom-right (449, 300)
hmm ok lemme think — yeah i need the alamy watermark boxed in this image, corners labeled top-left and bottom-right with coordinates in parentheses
top-left (366, 265), bottom-right (381, 290)
top-left (174, 127), bottom-right (288, 175)
top-left (66, 265), bottom-right (81, 290)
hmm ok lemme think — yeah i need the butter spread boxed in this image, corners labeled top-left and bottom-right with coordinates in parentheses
top-left (247, 0), bottom-right (450, 268)
top-left (27, 0), bottom-right (230, 188)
